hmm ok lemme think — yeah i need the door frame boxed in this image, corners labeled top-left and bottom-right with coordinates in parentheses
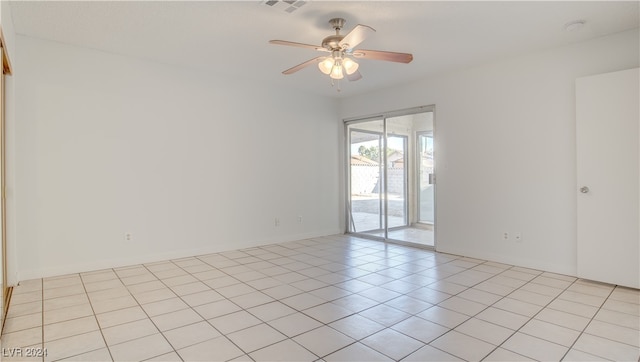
top-left (0, 28), bottom-right (13, 333)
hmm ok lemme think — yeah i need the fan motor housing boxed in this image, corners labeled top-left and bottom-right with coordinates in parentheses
top-left (329, 18), bottom-right (346, 30)
top-left (322, 18), bottom-right (348, 50)
top-left (321, 35), bottom-right (345, 50)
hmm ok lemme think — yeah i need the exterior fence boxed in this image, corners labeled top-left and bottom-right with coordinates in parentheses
top-left (351, 165), bottom-right (406, 196)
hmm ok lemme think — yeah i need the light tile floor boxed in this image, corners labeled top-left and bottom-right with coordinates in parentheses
top-left (364, 227), bottom-right (434, 247)
top-left (1, 235), bottom-right (639, 362)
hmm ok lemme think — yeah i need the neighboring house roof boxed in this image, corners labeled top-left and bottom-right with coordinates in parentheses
top-left (351, 155), bottom-right (379, 166)
top-left (388, 150), bottom-right (404, 162)
top-left (391, 158), bottom-right (404, 168)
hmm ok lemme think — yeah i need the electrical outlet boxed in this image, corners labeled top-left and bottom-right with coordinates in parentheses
top-left (515, 232), bottom-right (522, 242)
top-left (275, 217), bottom-right (280, 227)
top-left (503, 232), bottom-right (509, 240)
top-left (125, 232), bottom-right (132, 241)
top-left (297, 216), bottom-right (303, 224)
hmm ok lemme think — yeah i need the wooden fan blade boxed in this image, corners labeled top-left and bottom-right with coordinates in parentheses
top-left (269, 40), bottom-right (328, 52)
top-left (282, 56), bottom-right (324, 75)
top-left (339, 24), bottom-right (375, 50)
top-left (352, 49), bottom-right (413, 63)
top-left (347, 70), bottom-right (363, 82)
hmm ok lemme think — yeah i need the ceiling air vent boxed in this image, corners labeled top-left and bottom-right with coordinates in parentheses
top-left (261, 0), bottom-right (307, 14)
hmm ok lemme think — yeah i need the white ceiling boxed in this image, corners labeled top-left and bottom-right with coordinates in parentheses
top-left (9, 1), bottom-right (639, 98)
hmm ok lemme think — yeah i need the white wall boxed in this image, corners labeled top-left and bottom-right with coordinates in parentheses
top-left (340, 29), bottom-right (640, 276)
top-left (11, 26), bottom-right (640, 281)
top-left (14, 36), bottom-right (341, 281)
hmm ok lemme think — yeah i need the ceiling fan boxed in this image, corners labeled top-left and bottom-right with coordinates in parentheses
top-left (269, 18), bottom-right (413, 83)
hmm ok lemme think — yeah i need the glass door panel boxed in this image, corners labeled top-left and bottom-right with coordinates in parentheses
top-left (347, 119), bottom-right (385, 235)
top-left (418, 132), bottom-right (435, 224)
top-left (385, 134), bottom-right (408, 229)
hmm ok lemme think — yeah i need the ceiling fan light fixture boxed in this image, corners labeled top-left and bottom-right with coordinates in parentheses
top-left (269, 17), bottom-right (413, 87)
top-left (318, 57), bottom-right (334, 75)
top-left (330, 61), bottom-right (344, 80)
top-left (343, 57), bottom-right (359, 75)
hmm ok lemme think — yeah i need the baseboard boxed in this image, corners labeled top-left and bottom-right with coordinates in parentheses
top-left (436, 245), bottom-right (577, 278)
top-left (15, 228), bottom-right (342, 282)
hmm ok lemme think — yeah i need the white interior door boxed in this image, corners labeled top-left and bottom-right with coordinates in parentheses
top-left (576, 68), bottom-right (639, 289)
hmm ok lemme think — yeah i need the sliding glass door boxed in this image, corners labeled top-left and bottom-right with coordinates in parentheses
top-left (346, 107), bottom-right (435, 247)
top-left (347, 119), bottom-right (386, 235)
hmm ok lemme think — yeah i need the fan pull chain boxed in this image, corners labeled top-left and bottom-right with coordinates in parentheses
top-left (331, 78), bottom-right (341, 92)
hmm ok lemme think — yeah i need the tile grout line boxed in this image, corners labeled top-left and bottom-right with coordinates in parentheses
top-left (41, 273), bottom-right (93, 358)
top-left (390, 261), bottom-right (563, 361)
top-left (474, 267), bottom-right (557, 349)
top-left (104, 265), bottom-right (213, 360)
top-left (142, 259), bottom-right (272, 359)
top-left (255, 239), bottom-right (386, 360)
top-left (77, 271), bottom-right (116, 362)
top-left (484, 269), bottom-right (585, 358)
top-left (276, 244), bottom-right (499, 360)
top-left (388, 261), bottom-right (519, 360)
top-left (117, 264), bottom-right (184, 362)
top-left (254, 238), bottom-right (382, 360)
top-left (278, 240), bottom-right (509, 359)
top-left (167, 253), bottom-right (322, 360)
top-left (156, 259), bottom-right (250, 357)
top-left (403, 257), bottom-right (607, 360)
top-left (253, 239), bottom-right (424, 359)
top-left (218, 239), bottom-right (405, 358)
top-left (481, 276), bottom-right (602, 361)
top-left (6, 235), bottom-right (637, 362)
top-left (91, 240), bottom-right (640, 360)
top-left (355, 243), bottom-right (536, 359)
top-left (86, 267), bottom-right (185, 360)
top-left (319, 254), bottom-right (476, 360)
top-left (557, 285), bottom-right (617, 361)
top-left (388, 260), bottom-right (535, 360)
top-left (146, 239), bottom-right (443, 360)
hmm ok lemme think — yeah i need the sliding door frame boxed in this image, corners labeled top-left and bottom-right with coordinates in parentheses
top-left (347, 128), bottom-right (385, 234)
top-left (345, 116), bottom-right (385, 239)
top-left (344, 105), bottom-right (436, 249)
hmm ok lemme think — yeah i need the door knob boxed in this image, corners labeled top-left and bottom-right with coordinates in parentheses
top-left (580, 186), bottom-right (590, 194)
